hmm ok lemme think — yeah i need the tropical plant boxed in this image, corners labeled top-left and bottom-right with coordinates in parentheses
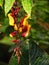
top-left (0, 0), bottom-right (49, 65)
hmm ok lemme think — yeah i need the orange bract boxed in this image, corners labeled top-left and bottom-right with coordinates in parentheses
top-left (19, 15), bottom-right (31, 37)
top-left (14, 24), bottom-right (18, 31)
top-left (8, 14), bottom-right (31, 37)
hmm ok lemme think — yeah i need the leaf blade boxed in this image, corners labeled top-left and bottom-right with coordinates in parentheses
top-left (0, 0), bottom-right (3, 7)
top-left (21, 0), bottom-right (33, 16)
top-left (29, 39), bottom-right (49, 65)
top-left (4, 0), bottom-right (15, 15)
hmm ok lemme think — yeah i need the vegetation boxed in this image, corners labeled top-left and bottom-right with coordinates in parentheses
top-left (0, 0), bottom-right (49, 65)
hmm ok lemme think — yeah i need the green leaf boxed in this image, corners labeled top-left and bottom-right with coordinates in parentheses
top-left (0, 36), bottom-right (15, 45)
top-left (0, 6), bottom-right (5, 23)
top-left (0, 19), bottom-right (9, 32)
top-left (9, 39), bottom-right (49, 65)
top-left (0, 17), bottom-right (13, 32)
top-left (9, 53), bottom-right (29, 65)
top-left (21, 0), bottom-right (33, 16)
top-left (0, 0), bottom-right (3, 7)
top-left (4, 0), bottom-right (15, 15)
top-left (0, 25), bottom-right (8, 32)
top-left (36, 1), bottom-right (48, 6)
top-left (9, 54), bottom-right (18, 65)
top-left (29, 39), bottom-right (49, 65)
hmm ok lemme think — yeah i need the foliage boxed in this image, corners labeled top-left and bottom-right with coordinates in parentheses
top-left (0, 0), bottom-right (49, 65)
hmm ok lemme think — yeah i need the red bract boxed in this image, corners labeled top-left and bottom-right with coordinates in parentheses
top-left (11, 12), bottom-right (15, 17)
top-left (12, 40), bottom-right (20, 43)
top-left (19, 18), bottom-right (24, 27)
top-left (10, 31), bottom-right (17, 37)
top-left (14, 6), bottom-right (20, 15)
top-left (11, 6), bottom-right (20, 16)
top-left (14, 47), bottom-right (22, 63)
top-left (22, 26), bottom-right (28, 32)
top-left (22, 32), bottom-right (27, 37)
top-left (11, 7), bottom-right (15, 13)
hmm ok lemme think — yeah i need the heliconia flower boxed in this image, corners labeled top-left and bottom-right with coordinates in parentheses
top-left (9, 31), bottom-right (17, 37)
top-left (8, 13), bottom-right (15, 26)
top-left (8, 3), bottom-right (32, 63)
top-left (19, 15), bottom-right (31, 37)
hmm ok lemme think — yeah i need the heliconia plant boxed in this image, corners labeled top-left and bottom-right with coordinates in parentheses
top-left (8, 1), bottom-right (31, 63)
top-left (0, 0), bottom-right (49, 65)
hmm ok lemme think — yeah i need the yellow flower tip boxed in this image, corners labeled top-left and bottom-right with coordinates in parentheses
top-left (23, 15), bottom-right (30, 26)
top-left (27, 25), bottom-right (31, 33)
top-left (8, 13), bottom-right (15, 26)
top-left (25, 32), bottom-right (29, 37)
top-left (24, 15), bottom-right (30, 22)
top-left (25, 14), bottom-right (30, 19)
top-left (25, 25), bottom-right (31, 37)
top-left (19, 27), bottom-right (22, 32)
top-left (28, 24), bottom-right (31, 30)
top-left (14, 24), bottom-right (18, 31)
top-left (9, 34), bottom-right (13, 37)
top-left (25, 32), bottom-right (28, 37)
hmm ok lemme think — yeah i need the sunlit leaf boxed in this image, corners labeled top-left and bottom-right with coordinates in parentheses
top-left (0, 0), bottom-right (3, 7)
top-left (21, 0), bottom-right (33, 16)
top-left (4, 0), bottom-right (15, 15)
top-left (0, 36), bottom-right (15, 45)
